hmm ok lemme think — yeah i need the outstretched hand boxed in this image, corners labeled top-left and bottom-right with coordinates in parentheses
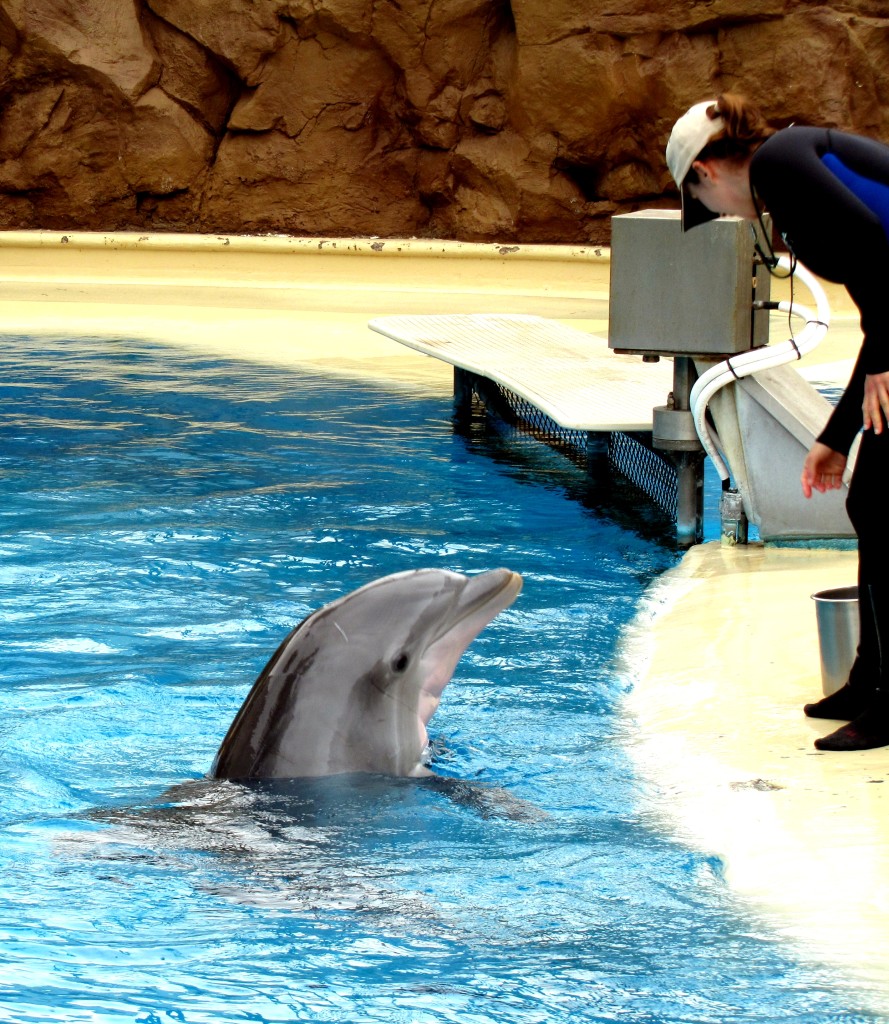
top-left (864, 371), bottom-right (889, 434)
top-left (801, 441), bottom-right (847, 499)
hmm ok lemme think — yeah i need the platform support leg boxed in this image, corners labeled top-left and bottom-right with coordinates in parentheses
top-left (673, 450), bottom-right (705, 547)
top-left (668, 357), bottom-right (704, 548)
top-left (453, 367), bottom-right (475, 429)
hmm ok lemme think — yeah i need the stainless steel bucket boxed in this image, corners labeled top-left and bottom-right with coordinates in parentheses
top-left (811, 586), bottom-right (859, 696)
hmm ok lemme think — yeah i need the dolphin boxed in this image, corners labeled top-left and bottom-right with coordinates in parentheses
top-left (211, 567), bottom-right (523, 780)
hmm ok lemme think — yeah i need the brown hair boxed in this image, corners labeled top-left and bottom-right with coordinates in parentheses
top-left (687, 93), bottom-right (775, 182)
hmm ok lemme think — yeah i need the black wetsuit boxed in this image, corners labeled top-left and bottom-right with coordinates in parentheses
top-left (751, 126), bottom-right (889, 690)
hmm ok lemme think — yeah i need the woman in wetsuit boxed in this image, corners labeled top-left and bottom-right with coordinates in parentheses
top-left (666, 94), bottom-right (889, 751)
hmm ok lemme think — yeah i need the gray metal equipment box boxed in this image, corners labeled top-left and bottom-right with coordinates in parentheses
top-left (608, 210), bottom-right (771, 357)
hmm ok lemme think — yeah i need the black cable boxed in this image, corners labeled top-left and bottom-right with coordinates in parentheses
top-left (749, 184), bottom-right (798, 341)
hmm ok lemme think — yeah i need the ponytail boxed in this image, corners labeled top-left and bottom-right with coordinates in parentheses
top-left (697, 94), bottom-right (775, 164)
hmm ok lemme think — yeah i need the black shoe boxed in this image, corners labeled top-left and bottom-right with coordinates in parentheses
top-left (804, 683), bottom-right (871, 721)
top-left (814, 700), bottom-right (889, 751)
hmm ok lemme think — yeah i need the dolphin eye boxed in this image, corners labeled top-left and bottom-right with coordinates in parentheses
top-left (391, 652), bottom-right (410, 673)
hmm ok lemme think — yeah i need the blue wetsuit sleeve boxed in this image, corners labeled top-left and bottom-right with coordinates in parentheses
top-left (823, 131), bottom-right (889, 378)
top-left (822, 151), bottom-right (889, 238)
top-left (826, 130), bottom-right (889, 189)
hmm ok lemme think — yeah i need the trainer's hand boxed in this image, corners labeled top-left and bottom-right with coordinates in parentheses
top-left (864, 371), bottom-right (889, 434)
top-left (801, 441), bottom-right (847, 499)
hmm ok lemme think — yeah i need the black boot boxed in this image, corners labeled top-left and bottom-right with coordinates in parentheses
top-left (804, 648), bottom-right (876, 719)
top-left (814, 690), bottom-right (889, 750)
top-left (804, 680), bottom-right (872, 721)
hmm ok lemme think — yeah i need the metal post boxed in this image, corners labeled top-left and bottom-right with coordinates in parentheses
top-left (671, 357), bottom-right (704, 547)
top-left (673, 449), bottom-right (705, 547)
top-left (651, 356), bottom-right (704, 547)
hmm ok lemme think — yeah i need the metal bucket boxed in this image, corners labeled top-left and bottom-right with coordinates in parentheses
top-left (811, 586), bottom-right (859, 696)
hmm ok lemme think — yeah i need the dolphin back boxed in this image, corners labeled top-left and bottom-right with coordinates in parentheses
top-left (210, 620), bottom-right (309, 779)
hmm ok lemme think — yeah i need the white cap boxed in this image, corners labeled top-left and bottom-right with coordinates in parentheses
top-left (666, 100), bottom-right (723, 231)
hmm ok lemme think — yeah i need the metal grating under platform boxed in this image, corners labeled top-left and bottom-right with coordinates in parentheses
top-left (607, 429), bottom-right (678, 520)
top-left (469, 374), bottom-right (679, 521)
top-left (369, 313), bottom-right (684, 531)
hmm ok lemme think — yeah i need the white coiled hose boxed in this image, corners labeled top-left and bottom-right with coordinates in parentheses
top-left (688, 257), bottom-right (831, 481)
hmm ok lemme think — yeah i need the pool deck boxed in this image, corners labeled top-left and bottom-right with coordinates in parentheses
top-left (2, 231), bottom-right (886, 1011)
top-left (622, 544), bottom-right (887, 1006)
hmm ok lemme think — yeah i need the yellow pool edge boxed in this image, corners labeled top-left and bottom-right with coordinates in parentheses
top-left (0, 228), bottom-right (611, 260)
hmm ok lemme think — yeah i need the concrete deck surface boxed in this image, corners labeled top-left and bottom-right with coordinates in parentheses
top-left (622, 544), bottom-right (887, 1010)
top-left (1, 231), bottom-right (884, 1014)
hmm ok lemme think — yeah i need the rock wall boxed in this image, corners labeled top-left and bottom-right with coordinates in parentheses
top-left (1, 1), bottom-right (888, 243)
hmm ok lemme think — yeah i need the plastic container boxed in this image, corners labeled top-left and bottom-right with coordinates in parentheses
top-left (811, 586), bottom-right (859, 696)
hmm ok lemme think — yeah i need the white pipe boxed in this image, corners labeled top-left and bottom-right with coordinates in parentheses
top-left (689, 257), bottom-right (831, 480)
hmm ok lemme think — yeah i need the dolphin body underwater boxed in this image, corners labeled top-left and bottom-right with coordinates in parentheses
top-left (211, 568), bottom-right (523, 781)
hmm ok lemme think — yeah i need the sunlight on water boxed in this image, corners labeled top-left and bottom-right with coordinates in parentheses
top-left (0, 335), bottom-right (876, 1023)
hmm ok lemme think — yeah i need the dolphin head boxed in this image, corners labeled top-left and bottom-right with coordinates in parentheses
top-left (211, 568), bottom-right (523, 780)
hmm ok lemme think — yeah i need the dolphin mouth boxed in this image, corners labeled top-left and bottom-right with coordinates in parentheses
top-left (421, 569), bottom-right (523, 710)
top-left (427, 568), bottom-right (522, 648)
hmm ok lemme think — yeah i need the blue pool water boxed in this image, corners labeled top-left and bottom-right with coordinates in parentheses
top-left (0, 335), bottom-right (877, 1023)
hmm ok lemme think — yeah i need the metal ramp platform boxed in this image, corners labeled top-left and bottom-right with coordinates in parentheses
top-left (368, 314), bottom-right (673, 431)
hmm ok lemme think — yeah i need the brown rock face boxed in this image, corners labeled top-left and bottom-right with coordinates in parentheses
top-left (1, 1), bottom-right (889, 242)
